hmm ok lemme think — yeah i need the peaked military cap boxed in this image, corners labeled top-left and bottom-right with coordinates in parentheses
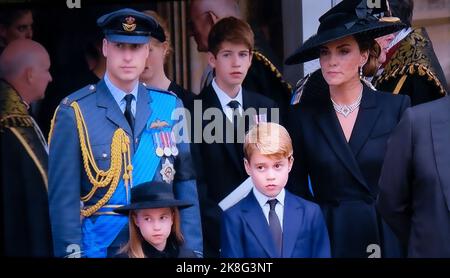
top-left (97, 8), bottom-right (159, 44)
top-left (285, 0), bottom-right (404, 65)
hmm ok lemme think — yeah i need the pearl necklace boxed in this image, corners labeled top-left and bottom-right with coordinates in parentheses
top-left (331, 91), bottom-right (363, 117)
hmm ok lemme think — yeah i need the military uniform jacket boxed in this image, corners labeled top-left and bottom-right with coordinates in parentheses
top-left (0, 80), bottom-right (53, 257)
top-left (48, 79), bottom-right (202, 257)
top-left (373, 27), bottom-right (448, 105)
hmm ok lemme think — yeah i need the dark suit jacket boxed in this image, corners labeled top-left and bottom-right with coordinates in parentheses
top-left (377, 96), bottom-right (450, 257)
top-left (287, 85), bottom-right (410, 257)
top-left (189, 84), bottom-right (278, 257)
top-left (221, 190), bottom-right (330, 258)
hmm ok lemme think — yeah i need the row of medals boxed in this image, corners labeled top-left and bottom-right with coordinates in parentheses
top-left (153, 131), bottom-right (179, 157)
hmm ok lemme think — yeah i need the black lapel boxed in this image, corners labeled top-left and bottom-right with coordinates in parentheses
top-left (431, 97), bottom-right (450, 212)
top-left (348, 87), bottom-right (381, 156)
top-left (96, 79), bottom-right (133, 136)
top-left (313, 97), bottom-right (370, 191)
top-left (202, 85), bottom-right (244, 175)
top-left (134, 84), bottom-right (151, 138)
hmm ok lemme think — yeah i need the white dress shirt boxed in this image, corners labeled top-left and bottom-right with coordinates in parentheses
top-left (252, 187), bottom-right (285, 231)
top-left (211, 78), bottom-right (243, 122)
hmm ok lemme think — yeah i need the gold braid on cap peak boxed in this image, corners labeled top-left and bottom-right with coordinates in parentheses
top-left (69, 102), bottom-right (133, 217)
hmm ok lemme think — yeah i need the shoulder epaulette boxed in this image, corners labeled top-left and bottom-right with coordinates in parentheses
top-left (375, 28), bottom-right (447, 96)
top-left (0, 81), bottom-right (34, 131)
top-left (0, 115), bottom-right (33, 131)
top-left (60, 84), bottom-right (97, 107)
top-left (253, 50), bottom-right (292, 91)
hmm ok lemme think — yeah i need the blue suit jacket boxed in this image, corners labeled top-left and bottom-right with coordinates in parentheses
top-left (220, 189), bottom-right (330, 258)
top-left (48, 79), bottom-right (202, 257)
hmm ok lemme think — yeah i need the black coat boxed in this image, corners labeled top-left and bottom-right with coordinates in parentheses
top-left (377, 96), bottom-right (450, 257)
top-left (188, 84), bottom-right (278, 257)
top-left (0, 81), bottom-right (53, 257)
top-left (114, 236), bottom-right (198, 258)
top-left (287, 84), bottom-right (410, 257)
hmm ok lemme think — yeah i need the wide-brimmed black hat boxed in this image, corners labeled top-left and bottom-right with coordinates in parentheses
top-left (114, 181), bottom-right (192, 214)
top-left (285, 0), bottom-right (404, 65)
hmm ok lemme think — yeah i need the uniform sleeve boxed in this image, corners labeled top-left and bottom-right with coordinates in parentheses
top-left (376, 108), bottom-right (414, 245)
top-left (48, 103), bottom-right (83, 257)
top-left (400, 74), bottom-right (442, 106)
top-left (171, 98), bottom-right (203, 256)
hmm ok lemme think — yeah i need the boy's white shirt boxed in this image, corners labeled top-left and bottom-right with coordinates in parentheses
top-left (211, 78), bottom-right (243, 122)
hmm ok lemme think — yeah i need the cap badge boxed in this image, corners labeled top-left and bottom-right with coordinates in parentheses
top-left (122, 16), bottom-right (136, 32)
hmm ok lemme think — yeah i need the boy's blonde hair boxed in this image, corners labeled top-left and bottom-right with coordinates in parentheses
top-left (244, 122), bottom-right (293, 161)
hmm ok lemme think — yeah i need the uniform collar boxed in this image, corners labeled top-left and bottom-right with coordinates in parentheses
top-left (104, 72), bottom-right (139, 105)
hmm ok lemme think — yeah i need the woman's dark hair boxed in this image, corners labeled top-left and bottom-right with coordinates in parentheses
top-left (354, 33), bottom-right (381, 77)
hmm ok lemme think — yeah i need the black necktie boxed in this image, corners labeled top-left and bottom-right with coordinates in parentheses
top-left (227, 100), bottom-right (241, 129)
top-left (227, 100), bottom-right (243, 151)
top-left (124, 94), bottom-right (135, 132)
top-left (267, 199), bottom-right (282, 256)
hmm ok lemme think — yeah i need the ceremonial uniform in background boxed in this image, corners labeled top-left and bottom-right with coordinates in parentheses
top-left (373, 27), bottom-right (448, 105)
top-left (48, 79), bottom-right (202, 257)
top-left (243, 50), bottom-right (292, 116)
top-left (0, 80), bottom-right (53, 257)
top-left (201, 50), bottom-right (292, 118)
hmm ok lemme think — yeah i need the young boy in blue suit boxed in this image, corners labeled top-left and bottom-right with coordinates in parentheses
top-left (220, 122), bottom-right (330, 258)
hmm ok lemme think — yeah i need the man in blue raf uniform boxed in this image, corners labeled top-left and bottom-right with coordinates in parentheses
top-left (48, 8), bottom-right (202, 258)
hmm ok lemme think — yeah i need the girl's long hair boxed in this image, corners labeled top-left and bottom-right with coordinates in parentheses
top-left (117, 207), bottom-right (184, 258)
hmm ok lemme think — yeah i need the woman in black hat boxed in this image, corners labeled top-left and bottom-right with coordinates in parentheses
top-left (114, 181), bottom-right (198, 258)
top-left (286, 0), bottom-right (410, 258)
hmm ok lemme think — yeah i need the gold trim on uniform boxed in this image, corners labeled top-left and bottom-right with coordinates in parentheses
top-left (253, 50), bottom-right (292, 92)
top-left (374, 28), bottom-right (447, 96)
top-left (69, 101), bottom-right (133, 217)
top-left (9, 127), bottom-right (48, 191)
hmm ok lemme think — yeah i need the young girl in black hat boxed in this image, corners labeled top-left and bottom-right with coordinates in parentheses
top-left (114, 181), bottom-right (198, 258)
top-left (286, 0), bottom-right (410, 258)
